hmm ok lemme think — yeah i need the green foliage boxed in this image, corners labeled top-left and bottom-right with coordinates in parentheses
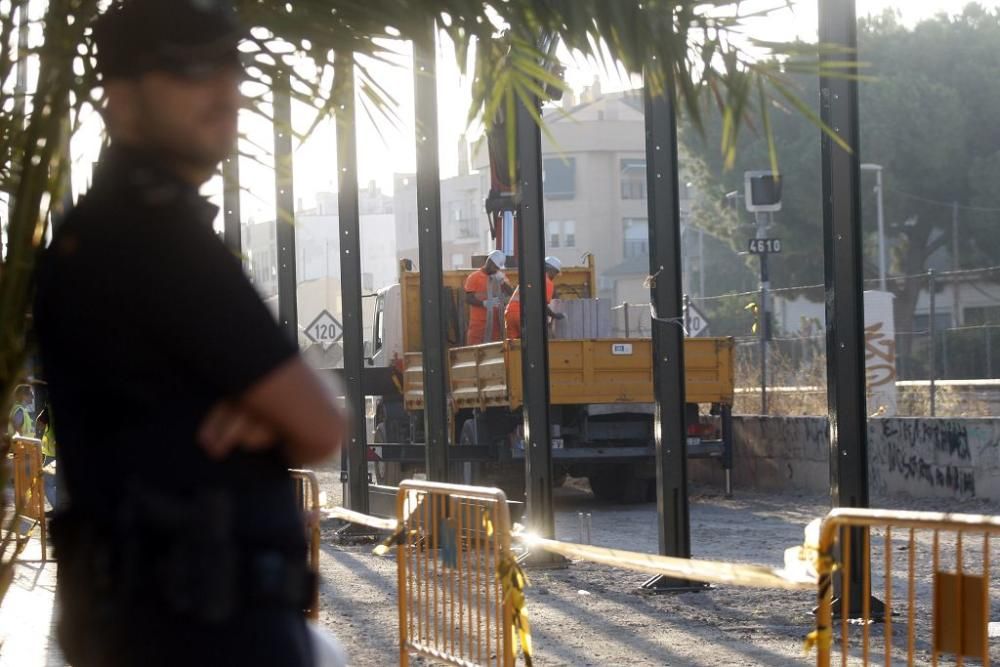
top-left (686, 3), bottom-right (1000, 350)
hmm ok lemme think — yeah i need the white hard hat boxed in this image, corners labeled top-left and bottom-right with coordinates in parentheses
top-left (487, 249), bottom-right (506, 269)
top-left (544, 255), bottom-right (562, 273)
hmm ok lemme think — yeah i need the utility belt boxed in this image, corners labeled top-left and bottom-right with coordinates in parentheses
top-left (51, 482), bottom-right (315, 626)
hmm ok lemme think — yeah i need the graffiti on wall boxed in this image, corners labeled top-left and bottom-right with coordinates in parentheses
top-left (869, 418), bottom-right (980, 499)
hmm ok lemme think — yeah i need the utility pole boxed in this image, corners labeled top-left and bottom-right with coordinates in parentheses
top-left (952, 201), bottom-right (960, 326)
top-left (929, 270), bottom-right (937, 416)
top-left (698, 227), bottom-right (705, 299)
top-left (860, 164), bottom-right (886, 291)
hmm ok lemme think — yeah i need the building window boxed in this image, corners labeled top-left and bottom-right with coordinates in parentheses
top-left (542, 157), bottom-right (576, 200)
top-left (623, 217), bottom-right (649, 259)
top-left (621, 159), bottom-right (646, 200)
top-left (563, 221), bottom-right (576, 248)
top-left (548, 221), bottom-right (561, 248)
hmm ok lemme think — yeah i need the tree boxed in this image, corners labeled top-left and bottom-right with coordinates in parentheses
top-left (686, 4), bottom-right (1000, 369)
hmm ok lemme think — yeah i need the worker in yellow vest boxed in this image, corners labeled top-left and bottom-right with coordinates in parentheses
top-left (36, 408), bottom-right (58, 511)
top-left (7, 384), bottom-right (35, 438)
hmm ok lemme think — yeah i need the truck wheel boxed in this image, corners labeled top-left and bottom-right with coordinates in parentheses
top-left (588, 468), bottom-right (626, 502)
top-left (589, 466), bottom-right (647, 503)
top-left (372, 423), bottom-right (403, 487)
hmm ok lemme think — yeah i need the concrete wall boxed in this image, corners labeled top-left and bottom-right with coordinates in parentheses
top-left (689, 416), bottom-right (1000, 502)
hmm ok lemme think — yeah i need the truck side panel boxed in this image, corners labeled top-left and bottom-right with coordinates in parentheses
top-left (403, 336), bottom-right (735, 411)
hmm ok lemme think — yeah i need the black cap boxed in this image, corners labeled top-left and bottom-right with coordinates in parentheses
top-left (93, 0), bottom-right (243, 80)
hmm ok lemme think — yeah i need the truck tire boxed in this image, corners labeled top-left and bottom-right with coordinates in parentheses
top-left (589, 465), bottom-right (648, 504)
top-left (372, 423), bottom-right (404, 487)
top-left (588, 468), bottom-right (625, 502)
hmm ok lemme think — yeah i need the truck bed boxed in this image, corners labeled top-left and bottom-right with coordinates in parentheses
top-left (403, 337), bottom-right (735, 411)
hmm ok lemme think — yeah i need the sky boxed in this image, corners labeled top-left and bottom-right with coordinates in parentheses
top-left (51, 0), bottom-right (999, 226)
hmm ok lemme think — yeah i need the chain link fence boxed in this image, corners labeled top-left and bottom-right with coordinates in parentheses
top-left (610, 265), bottom-right (1000, 417)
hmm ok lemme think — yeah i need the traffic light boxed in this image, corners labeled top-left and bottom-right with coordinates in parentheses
top-left (744, 171), bottom-right (782, 212)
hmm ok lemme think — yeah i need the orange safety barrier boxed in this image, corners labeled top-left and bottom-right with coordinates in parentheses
top-left (289, 468), bottom-right (321, 620)
top-left (395, 480), bottom-right (522, 667)
top-left (5, 436), bottom-right (47, 561)
top-left (813, 508), bottom-right (1000, 667)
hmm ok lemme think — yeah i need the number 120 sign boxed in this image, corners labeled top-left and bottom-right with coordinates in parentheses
top-left (748, 238), bottom-right (782, 254)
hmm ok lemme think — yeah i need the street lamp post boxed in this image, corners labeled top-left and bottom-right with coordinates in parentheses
top-left (861, 163), bottom-right (886, 291)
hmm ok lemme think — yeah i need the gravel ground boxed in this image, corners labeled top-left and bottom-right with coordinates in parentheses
top-left (311, 461), bottom-right (1000, 666)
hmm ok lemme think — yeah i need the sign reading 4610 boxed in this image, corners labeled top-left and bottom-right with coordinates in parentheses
top-left (304, 310), bottom-right (343, 344)
top-left (748, 238), bottom-right (783, 254)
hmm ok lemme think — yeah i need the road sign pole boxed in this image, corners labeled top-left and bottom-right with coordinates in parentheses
top-left (756, 213), bottom-right (769, 415)
top-left (335, 53), bottom-right (369, 513)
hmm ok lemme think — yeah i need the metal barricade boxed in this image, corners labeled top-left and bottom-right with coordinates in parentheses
top-left (289, 469), bottom-right (321, 619)
top-left (5, 436), bottom-right (46, 560)
top-left (814, 508), bottom-right (1000, 667)
top-left (395, 480), bottom-right (517, 667)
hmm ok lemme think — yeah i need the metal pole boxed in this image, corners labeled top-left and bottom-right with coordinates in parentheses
top-left (222, 152), bottom-right (242, 255)
top-left (819, 0), bottom-right (878, 618)
top-left (640, 81), bottom-right (693, 592)
top-left (698, 227), bottom-right (706, 299)
top-left (929, 270), bottom-right (937, 416)
top-left (516, 94), bottom-right (557, 545)
top-left (756, 212), bottom-right (769, 415)
top-left (952, 201), bottom-right (960, 326)
top-left (336, 53), bottom-right (369, 513)
top-left (876, 168), bottom-right (886, 291)
top-left (987, 326), bottom-right (993, 379)
top-left (623, 302), bottom-right (630, 338)
top-left (273, 70), bottom-right (298, 345)
top-left (413, 21), bottom-right (450, 481)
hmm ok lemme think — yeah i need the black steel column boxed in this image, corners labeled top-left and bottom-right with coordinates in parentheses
top-left (274, 70), bottom-right (298, 345)
top-left (223, 151), bottom-right (242, 255)
top-left (819, 0), bottom-right (877, 617)
top-left (641, 84), bottom-right (692, 591)
top-left (413, 21), bottom-right (450, 481)
top-left (515, 98), bottom-right (556, 541)
top-left (336, 54), bottom-right (369, 512)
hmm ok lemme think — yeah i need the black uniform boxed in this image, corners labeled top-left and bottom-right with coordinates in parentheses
top-left (34, 145), bottom-right (314, 666)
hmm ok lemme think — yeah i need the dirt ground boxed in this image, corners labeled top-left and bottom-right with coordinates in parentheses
top-left (312, 462), bottom-right (1000, 666)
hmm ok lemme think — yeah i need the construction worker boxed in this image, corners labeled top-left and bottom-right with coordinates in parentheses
top-left (465, 249), bottom-right (513, 344)
top-left (505, 256), bottom-right (565, 339)
top-left (35, 408), bottom-right (58, 511)
top-left (7, 384), bottom-right (34, 437)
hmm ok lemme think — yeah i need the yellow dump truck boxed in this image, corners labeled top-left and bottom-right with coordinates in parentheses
top-left (365, 258), bottom-right (736, 501)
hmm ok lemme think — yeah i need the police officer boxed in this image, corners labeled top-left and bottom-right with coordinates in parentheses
top-left (33, 1), bottom-right (347, 665)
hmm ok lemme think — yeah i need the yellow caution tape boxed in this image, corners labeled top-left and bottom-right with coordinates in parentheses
top-left (497, 550), bottom-right (533, 667)
top-left (803, 627), bottom-right (832, 654)
top-left (373, 526), bottom-right (407, 557)
top-left (517, 535), bottom-right (816, 591)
